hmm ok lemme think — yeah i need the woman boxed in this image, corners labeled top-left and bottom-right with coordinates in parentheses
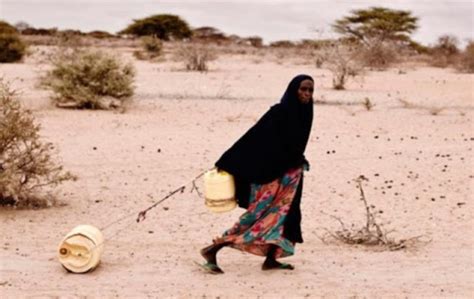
top-left (200, 74), bottom-right (314, 274)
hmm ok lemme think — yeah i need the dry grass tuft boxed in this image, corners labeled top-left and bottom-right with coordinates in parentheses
top-left (428, 107), bottom-right (445, 116)
top-left (397, 99), bottom-right (445, 115)
top-left (315, 96), bottom-right (374, 112)
top-left (363, 97), bottom-right (375, 110)
top-left (175, 43), bottom-right (217, 72)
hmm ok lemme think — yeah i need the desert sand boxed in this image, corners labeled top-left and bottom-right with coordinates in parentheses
top-left (1, 45), bottom-right (473, 298)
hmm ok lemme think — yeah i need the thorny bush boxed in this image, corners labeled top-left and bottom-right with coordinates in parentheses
top-left (0, 80), bottom-right (75, 207)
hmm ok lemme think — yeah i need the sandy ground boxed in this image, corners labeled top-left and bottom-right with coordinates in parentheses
top-left (1, 46), bottom-right (473, 298)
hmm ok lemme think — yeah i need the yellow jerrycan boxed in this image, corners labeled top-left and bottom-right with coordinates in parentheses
top-left (57, 224), bottom-right (104, 273)
top-left (204, 168), bottom-right (237, 213)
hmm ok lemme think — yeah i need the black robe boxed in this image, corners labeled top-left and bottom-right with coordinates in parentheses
top-left (215, 74), bottom-right (313, 243)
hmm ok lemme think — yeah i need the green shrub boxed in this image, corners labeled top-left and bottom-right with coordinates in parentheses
top-left (134, 35), bottom-right (163, 60)
top-left (0, 80), bottom-right (75, 207)
top-left (0, 20), bottom-right (27, 62)
top-left (0, 20), bottom-right (18, 35)
top-left (0, 33), bottom-right (27, 63)
top-left (87, 30), bottom-right (116, 39)
top-left (22, 27), bottom-right (58, 36)
top-left (142, 36), bottom-right (162, 53)
top-left (120, 14), bottom-right (192, 40)
top-left (43, 49), bottom-right (135, 109)
top-left (407, 40), bottom-right (430, 54)
top-left (269, 40), bottom-right (296, 48)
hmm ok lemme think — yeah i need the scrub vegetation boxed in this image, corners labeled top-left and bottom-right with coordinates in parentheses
top-left (0, 20), bottom-right (27, 63)
top-left (42, 48), bottom-right (135, 110)
top-left (0, 80), bottom-right (75, 208)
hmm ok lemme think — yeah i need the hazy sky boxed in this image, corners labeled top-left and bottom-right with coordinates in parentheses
top-left (1, 0), bottom-right (472, 46)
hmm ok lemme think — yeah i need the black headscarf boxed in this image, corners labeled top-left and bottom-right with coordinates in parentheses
top-left (215, 74), bottom-right (314, 184)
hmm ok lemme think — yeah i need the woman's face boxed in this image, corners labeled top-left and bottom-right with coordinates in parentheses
top-left (297, 79), bottom-right (314, 104)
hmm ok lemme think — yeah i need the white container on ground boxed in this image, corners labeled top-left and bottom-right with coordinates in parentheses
top-left (57, 224), bottom-right (104, 273)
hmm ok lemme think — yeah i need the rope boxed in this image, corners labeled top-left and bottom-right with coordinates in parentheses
top-left (64, 168), bottom-right (210, 254)
top-left (100, 168), bottom-right (209, 231)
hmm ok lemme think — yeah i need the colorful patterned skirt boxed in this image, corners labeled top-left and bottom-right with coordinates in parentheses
top-left (215, 167), bottom-right (303, 258)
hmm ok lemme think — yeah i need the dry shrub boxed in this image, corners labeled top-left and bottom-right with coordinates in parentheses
top-left (134, 36), bottom-right (163, 60)
top-left (457, 41), bottom-right (474, 73)
top-left (0, 80), bottom-right (75, 208)
top-left (359, 42), bottom-right (398, 69)
top-left (320, 176), bottom-right (429, 251)
top-left (246, 36), bottom-right (263, 48)
top-left (55, 31), bottom-right (85, 48)
top-left (430, 35), bottom-right (460, 68)
top-left (42, 48), bottom-right (135, 109)
top-left (317, 41), bottom-right (363, 90)
top-left (176, 43), bottom-right (217, 72)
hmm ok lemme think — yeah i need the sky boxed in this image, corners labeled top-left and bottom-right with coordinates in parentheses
top-left (1, 0), bottom-right (472, 46)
